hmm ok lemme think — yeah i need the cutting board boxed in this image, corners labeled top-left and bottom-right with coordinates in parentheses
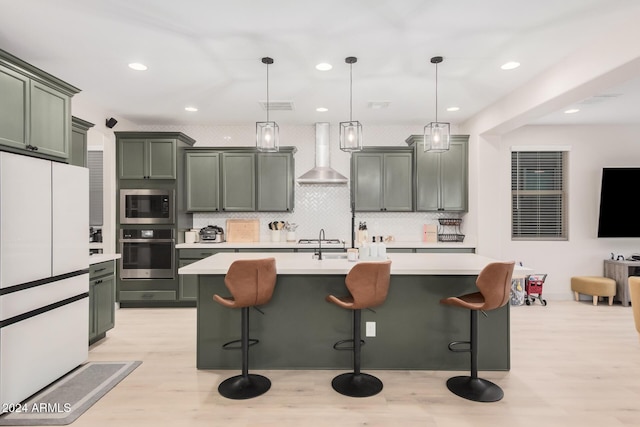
top-left (226, 219), bottom-right (260, 242)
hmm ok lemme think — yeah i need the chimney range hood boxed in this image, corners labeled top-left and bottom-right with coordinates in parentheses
top-left (297, 123), bottom-right (348, 184)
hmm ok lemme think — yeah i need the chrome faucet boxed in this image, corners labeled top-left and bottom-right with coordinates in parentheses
top-left (317, 228), bottom-right (325, 260)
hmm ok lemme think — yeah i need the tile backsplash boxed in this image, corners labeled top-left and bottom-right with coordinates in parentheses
top-left (139, 123), bottom-right (466, 243)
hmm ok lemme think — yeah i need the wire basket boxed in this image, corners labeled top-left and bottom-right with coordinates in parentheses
top-left (438, 218), bottom-right (462, 226)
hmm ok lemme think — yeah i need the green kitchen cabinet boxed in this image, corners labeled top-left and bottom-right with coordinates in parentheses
top-left (89, 260), bottom-right (116, 344)
top-left (352, 149), bottom-right (413, 212)
top-left (257, 152), bottom-right (294, 212)
top-left (221, 152), bottom-right (256, 211)
top-left (118, 138), bottom-right (177, 179)
top-left (407, 135), bottom-right (468, 212)
top-left (178, 248), bottom-right (236, 301)
top-left (29, 80), bottom-right (70, 159)
top-left (0, 50), bottom-right (79, 161)
top-left (186, 151), bottom-right (220, 211)
top-left (185, 147), bottom-right (296, 212)
top-left (178, 259), bottom-right (198, 300)
top-left (0, 63), bottom-right (29, 150)
top-left (70, 116), bottom-right (94, 167)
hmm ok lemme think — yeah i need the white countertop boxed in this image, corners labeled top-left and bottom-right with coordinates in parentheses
top-left (178, 252), bottom-right (531, 276)
top-left (175, 240), bottom-right (475, 250)
top-left (89, 253), bottom-right (121, 265)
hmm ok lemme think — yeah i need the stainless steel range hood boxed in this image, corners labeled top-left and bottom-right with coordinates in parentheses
top-left (297, 123), bottom-right (348, 184)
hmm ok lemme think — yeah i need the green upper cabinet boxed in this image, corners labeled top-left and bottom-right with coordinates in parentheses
top-left (118, 138), bottom-right (176, 179)
top-left (221, 152), bottom-right (256, 211)
top-left (352, 149), bottom-right (413, 212)
top-left (29, 80), bottom-right (70, 159)
top-left (184, 147), bottom-right (296, 213)
top-left (407, 135), bottom-right (469, 212)
top-left (257, 152), bottom-right (294, 212)
top-left (69, 116), bottom-right (94, 168)
top-left (0, 50), bottom-right (79, 161)
top-left (0, 63), bottom-right (28, 149)
top-left (186, 151), bottom-right (220, 211)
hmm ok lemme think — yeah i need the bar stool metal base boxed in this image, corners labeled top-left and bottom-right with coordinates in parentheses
top-left (331, 372), bottom-right (383, 398)
top-left (446, 376), bottom-right (504, 402)
top-left (218, 374), bottom-right (271, 400)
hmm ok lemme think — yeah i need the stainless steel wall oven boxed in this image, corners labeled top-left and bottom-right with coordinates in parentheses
top-left (119, 228), bottom-right (175, 279)
top-left (120, 189), bottom-right (174, 224)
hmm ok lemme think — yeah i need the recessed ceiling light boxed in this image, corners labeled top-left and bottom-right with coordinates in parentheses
top-left (368, 101), bottom-right (390, 110)
top-left (315, 63), bottom-right (332, 71)
top-left (500, 61), bottom-right (520, 70)
top-left (564, 108), bottom-right (580, 114)
top-left (446, 106), bottom-right (460, 112)
top-left (316, 107), bottom-right (328, 112)
top-left (128, 62), bottom-right (148, 71)
top-left (185, 106), bottom-right (198, 112)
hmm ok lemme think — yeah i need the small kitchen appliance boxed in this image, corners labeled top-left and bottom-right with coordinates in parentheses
top-left (200, 225), bottom-right (225, 242)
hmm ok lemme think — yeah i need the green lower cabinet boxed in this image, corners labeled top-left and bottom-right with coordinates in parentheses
top-left (178, 248), bottom-right (236, 301)
top-left (89, 261), bottom-right (116, 345)
top-left (179, 260), bottom-right (198, 300)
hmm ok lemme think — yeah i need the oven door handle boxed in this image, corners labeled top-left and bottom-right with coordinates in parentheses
top-left (119, 239), bottom-right (175, 243)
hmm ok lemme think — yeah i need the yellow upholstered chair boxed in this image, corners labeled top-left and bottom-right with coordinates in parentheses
top-left (629, 277), bottom-right (640, 339)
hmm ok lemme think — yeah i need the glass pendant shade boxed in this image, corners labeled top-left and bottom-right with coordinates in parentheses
top-left (424, 56), bottom-right (450, 153)
top-left (340, 56), bottom-right (363, 152)
top-left (424, 122), bottom-right (450, 153)
top-left (256, 57), bottom-right (279, 152)
top-left (256, 121), bottom-right (279, 152)
top-left (339, 120), bottom-right (363, 152)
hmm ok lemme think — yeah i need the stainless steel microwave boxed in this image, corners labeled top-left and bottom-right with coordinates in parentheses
top-left (120, 189), bottom-right (174, 224)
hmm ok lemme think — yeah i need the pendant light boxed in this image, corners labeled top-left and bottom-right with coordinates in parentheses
top-left (424, 56), bottom-right (450, 153)
top-left (339, 56), bottom-right (363, 152)
top-left (256, 57), bottom-right (279, 152)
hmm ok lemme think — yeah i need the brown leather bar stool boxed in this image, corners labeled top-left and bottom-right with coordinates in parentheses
top-left (440, 261), bottom-right (515, 402)
top-left (326, 260), bottom-right (391, 397)
top-left (213, 258), bottom-right (277, 399)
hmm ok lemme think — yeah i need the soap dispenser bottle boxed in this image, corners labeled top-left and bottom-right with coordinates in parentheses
top-left (377, 236), bottom-right (386, 259)
top-left (369, 236), bottom-right (379, 259)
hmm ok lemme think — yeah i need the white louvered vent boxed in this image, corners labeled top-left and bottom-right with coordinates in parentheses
top-left (578, 94), bottom-right (621, 105)
top-left (259, 101), bottom-right (295, 111)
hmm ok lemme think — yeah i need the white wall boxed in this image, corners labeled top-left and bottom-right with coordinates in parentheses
top-left (484, 124), bottom-right (640, 300)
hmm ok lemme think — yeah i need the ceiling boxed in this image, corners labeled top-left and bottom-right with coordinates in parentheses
top-left (2, 0), bottom-right (640, 129)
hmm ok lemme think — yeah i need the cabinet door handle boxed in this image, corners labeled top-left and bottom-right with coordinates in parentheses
top-left (94, 268), bottom-right (106, 273)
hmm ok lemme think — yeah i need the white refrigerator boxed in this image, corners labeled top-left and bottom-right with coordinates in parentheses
top-left (0, 152), bottom-right (89, 407)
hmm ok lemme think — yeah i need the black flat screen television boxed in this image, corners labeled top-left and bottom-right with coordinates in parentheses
top-left (597, 168), bottom-right (640, 237)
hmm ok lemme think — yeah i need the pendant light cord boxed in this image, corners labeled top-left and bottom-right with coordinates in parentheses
top-left (266, 62), bottom-right (270, 123)
top-left (434, 61), bottom-right (438, 123)
top-left (349, 62), bottom-right (353, 122)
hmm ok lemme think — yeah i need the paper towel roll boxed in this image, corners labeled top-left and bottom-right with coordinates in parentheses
top-left (185, 231), bottom-right (197, 244)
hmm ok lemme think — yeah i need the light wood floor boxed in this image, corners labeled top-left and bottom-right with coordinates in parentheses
top-left (73, 301), bottom-right (640, 427)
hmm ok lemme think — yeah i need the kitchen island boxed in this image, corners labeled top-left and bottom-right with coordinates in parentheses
top-left (179, 252), bottom-right (530, 371)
